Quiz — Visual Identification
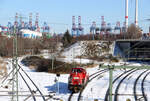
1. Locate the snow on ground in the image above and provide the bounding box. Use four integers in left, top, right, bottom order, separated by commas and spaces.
82, 69, 123, 101
0, 58, 149, 101
0, 41, 150, 101
1, 59, 149, 101
58, 41, 92, 64
62, 42, 83, 58
144, 74, 150, 99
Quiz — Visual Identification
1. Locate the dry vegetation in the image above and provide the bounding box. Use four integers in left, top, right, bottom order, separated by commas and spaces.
22, 56, 74, 74
0, 58, 7, 77
0, 35, 61, 57
21, 56, 99, 74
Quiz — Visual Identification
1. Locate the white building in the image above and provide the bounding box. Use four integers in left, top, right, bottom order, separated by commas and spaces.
20, 29, 42, 38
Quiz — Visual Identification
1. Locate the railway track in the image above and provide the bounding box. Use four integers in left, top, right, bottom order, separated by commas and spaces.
141, 71, 150, 101
104, 68, 150, 101
18, 70, 36, 101
105, 69, 150, 101
18, 64, 46, 101
133, 70, 149, 101
68, 69, 108, 101
104, 68, 136, 101
114, 69, 138, 101
0, 59, 47, 101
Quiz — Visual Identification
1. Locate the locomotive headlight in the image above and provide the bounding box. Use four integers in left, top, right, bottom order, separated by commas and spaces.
74, 77, 79, 79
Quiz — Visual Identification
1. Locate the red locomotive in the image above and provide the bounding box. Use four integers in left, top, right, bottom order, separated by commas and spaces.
68, 67, 89, 92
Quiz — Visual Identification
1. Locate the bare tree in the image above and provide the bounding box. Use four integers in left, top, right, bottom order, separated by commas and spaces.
126, 24, 142, 39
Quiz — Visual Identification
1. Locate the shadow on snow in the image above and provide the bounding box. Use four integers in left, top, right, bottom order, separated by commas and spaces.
45, 82, 71, 94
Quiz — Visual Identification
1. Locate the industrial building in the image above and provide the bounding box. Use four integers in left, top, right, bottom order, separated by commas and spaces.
0, 13, 50, 38
20, 29, 42, 38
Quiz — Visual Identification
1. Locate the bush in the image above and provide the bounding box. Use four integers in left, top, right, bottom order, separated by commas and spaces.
22, 56, 74, 73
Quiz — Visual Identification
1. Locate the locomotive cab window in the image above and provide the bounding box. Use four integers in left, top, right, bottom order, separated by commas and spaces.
71, 68, 82, 73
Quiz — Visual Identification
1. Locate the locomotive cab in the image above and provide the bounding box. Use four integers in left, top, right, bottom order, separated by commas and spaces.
68, 67, 89, 92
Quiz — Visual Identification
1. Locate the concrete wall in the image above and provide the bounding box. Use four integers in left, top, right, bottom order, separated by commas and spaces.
113, 41, 130, 58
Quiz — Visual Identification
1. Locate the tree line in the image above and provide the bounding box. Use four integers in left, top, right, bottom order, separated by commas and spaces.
0, 23, 142, 57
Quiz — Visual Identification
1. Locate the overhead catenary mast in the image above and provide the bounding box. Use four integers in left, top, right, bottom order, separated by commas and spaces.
12, 12, 19, 101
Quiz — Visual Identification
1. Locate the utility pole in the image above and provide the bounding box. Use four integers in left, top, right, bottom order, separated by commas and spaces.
52, 53, 54, 70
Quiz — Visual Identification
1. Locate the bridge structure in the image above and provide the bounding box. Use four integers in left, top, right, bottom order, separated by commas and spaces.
114, 39, 150, 61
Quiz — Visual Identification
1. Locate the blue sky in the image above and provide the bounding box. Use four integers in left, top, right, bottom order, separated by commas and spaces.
0, 0, 150, 33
